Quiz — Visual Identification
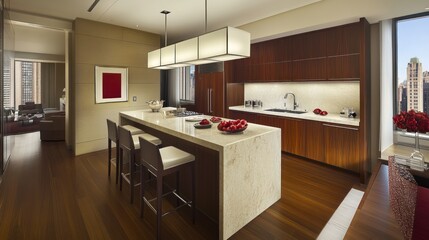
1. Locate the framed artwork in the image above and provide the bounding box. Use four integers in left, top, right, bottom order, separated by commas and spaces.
95, 66, 128, 103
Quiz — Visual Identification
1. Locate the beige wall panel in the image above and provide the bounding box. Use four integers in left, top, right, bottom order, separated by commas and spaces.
75, 63, 94, 84
128, 67, 159, 84
75, 18, 122, 40
75, 139, 106, 156
75, 35, 155, 67
74, 19, 160, 155
128, 83, 161, 106
123, 28, 159, 45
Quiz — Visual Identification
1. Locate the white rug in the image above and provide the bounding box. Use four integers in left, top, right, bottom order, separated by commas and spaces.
317, 188, 364, 240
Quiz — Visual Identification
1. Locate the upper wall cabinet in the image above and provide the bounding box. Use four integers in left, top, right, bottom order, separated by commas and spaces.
326, 22, 361, 56
292, 30, 326, 60
228, 19, 365, 83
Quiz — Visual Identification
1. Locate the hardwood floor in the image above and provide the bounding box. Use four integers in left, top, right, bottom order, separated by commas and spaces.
0, 132, 361, 239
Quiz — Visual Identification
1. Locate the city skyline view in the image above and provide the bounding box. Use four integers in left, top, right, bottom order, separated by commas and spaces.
397, 15, 429, 83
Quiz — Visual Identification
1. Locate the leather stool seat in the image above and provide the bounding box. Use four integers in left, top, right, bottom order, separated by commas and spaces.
122, 125, 145, 135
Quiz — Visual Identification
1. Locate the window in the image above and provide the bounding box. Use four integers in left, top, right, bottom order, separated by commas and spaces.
14, 61, 42, 106
394, 12, 429, 147
178, 65, 195, 104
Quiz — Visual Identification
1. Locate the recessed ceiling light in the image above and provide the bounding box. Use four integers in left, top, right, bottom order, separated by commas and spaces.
426, 7, 429, 10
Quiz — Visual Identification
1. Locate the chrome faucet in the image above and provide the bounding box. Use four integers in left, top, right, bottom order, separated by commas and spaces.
284, 93, 298, 110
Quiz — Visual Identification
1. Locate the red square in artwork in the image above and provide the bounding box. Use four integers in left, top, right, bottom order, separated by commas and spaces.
102, 73, 122, 99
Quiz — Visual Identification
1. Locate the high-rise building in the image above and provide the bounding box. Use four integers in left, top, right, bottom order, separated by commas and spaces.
398, 81, 407, 113
406, 57, 423, 111
424, 71, 429, 83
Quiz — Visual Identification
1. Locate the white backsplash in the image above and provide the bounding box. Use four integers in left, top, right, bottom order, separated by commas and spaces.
244, 82, 360, 114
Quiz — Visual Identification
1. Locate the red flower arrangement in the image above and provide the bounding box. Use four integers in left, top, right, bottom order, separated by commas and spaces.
393, 109, 429, 133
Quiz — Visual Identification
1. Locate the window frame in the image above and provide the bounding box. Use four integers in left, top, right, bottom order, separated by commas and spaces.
393, 12, 429, 149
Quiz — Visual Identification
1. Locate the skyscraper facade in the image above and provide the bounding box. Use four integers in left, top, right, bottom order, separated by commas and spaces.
406, 57, 423, 111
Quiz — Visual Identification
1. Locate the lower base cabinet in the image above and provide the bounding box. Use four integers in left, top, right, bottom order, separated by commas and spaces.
323, 123, 360, 173
304, 120, 324, 162
229, 110, 360, 173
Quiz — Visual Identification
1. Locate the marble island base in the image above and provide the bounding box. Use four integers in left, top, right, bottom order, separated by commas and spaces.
120, 110, 281, 239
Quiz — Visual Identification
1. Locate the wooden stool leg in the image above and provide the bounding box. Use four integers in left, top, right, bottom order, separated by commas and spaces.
108, 140, 111, 177
119, 148, 123, 191
115, 140, 120, 184
130, 153, 134, 204
157, 175, 163, 240
192, 163, 196, 224
176, 171, 180, 207
140, 166, 146, 218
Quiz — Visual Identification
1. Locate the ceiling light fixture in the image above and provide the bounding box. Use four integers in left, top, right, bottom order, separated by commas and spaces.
147, 0, 250, 69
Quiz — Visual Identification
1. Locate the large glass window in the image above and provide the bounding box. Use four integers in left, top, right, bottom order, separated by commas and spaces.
178, 65, 195, 104
394, 13, 429, 146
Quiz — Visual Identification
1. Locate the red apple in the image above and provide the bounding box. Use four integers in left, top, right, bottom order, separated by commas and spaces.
313, 108, 321, 114
320, 111, 328, 116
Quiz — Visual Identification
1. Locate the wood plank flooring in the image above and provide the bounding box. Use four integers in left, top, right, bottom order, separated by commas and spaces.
0, 132, 361, 239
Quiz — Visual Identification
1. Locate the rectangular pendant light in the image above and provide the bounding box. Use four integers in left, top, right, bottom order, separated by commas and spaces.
198, 26, 250, 61
147, 49, 161, 68
160, 45, 176, 66
176, 37, 216, 65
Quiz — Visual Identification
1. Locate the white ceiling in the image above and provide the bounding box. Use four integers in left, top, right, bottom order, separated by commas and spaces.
8, 0, 321, 43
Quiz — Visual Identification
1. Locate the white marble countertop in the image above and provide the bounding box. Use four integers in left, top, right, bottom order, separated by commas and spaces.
229, 105, 360, 127
120, 109, 280, 152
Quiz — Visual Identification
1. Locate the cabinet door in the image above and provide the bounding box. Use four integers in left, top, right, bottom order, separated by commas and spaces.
292, 58, 327, 81
326, 22, 360, 56
303, 120, 324, 162
292, 30, 326, 60
210, 72, 225, 117
323, 124, 359, 173
327, 54, 360, 80
195, 72, 210, 114
283, 118, 305, 155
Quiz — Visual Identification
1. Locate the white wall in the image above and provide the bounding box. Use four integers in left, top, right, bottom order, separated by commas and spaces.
13, 24, 65, 56
379, 20, 394, 152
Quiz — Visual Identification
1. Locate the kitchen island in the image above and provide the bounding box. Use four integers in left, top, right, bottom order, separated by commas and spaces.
120, 110, 281, 239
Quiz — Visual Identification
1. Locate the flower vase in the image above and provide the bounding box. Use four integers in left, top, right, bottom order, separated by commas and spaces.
410, 132, 425, 171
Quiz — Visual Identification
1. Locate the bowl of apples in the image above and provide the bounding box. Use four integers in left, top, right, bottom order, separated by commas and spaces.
217, 119, 248, 134
194, 119, 212, 129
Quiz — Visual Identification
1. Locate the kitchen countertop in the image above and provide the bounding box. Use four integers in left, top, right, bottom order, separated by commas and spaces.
120, 109, 280, 152
229, 105, 360, 127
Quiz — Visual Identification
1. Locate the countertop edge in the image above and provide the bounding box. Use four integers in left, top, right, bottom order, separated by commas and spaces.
229, 105, 360, 127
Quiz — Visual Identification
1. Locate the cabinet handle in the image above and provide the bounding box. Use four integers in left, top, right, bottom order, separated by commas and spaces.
209, 88, 213, 113
207, 89, 210, 113
323, 123, 358, 131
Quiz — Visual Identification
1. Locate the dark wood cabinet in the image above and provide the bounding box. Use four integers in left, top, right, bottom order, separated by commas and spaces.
303, 120, 324, 162
323, 123, 359, 173
292, 58, 327, 81
327, 54, 360, 80
326, 22, 361, 56
282, 118, 305, 156
292, 30, 326, 60
195, 71, 225, 117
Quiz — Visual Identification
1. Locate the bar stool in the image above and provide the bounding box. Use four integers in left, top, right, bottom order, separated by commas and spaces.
139, 136, 196, 239
106, 119, 145, 184
118, 125, 162, 204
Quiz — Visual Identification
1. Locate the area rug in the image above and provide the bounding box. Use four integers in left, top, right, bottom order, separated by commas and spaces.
4, 119, 41, 135
317, 188, 364, 240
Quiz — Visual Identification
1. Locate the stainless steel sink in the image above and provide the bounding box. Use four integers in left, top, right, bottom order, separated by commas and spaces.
265, 108, 307, 114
